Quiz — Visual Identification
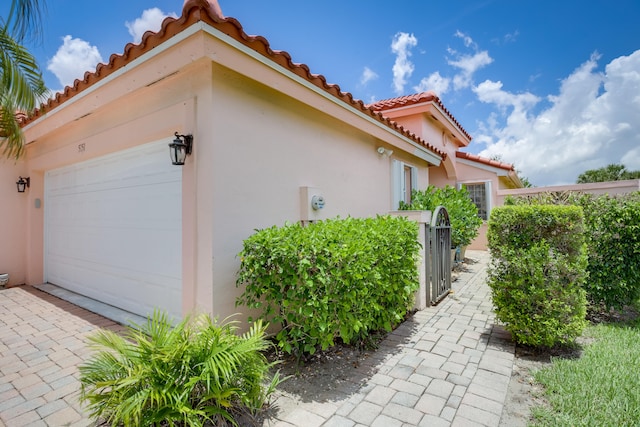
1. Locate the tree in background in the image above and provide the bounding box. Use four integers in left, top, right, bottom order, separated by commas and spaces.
0, 0, 48, 159
489, 154, 533, 187
518, 173, 533, 188
577, 163, 640, 183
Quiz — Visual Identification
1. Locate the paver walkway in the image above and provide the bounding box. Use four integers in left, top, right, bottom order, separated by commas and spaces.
0, 287, 126, 427
0, 250, 515, 426
266, 250, 515, 427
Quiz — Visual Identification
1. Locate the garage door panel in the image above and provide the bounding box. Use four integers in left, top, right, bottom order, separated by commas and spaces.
47, 255, 181, 316
45, 141, 182, 318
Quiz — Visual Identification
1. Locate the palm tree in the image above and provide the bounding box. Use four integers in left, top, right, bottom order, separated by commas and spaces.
0, 0, 48, 159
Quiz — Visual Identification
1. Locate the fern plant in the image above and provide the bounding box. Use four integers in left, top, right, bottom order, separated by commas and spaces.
79, 311, 282, 426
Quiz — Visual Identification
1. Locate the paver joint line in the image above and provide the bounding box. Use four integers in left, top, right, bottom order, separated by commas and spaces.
0, 250, 514, 426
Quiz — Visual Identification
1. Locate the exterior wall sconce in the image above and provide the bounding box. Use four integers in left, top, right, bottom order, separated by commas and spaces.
169, 132, 193, 165
16, 176, 30, 193
377, 146, 393, 157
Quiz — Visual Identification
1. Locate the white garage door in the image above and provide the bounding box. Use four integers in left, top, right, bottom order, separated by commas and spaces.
45, 140, 182, 318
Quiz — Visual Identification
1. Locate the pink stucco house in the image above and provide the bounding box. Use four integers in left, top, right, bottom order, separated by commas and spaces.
368, 93, 523, 249
0, 0, 519, 320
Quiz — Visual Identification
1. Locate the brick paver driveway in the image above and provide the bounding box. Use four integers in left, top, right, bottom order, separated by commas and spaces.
0, 287, 125, 427
0, 251, 515, 426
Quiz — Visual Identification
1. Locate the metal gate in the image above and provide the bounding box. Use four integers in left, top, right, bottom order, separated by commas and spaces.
429, 205, 451, 304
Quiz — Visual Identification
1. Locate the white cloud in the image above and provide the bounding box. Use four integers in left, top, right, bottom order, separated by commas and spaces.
476, 50, 640, 186
622, 147, 640, 170
47, 35, 104, 89
454, 30, 475, 48
448, 50, 493, 90
391, 32, 417, 94
445, 32, 493, 91
414, 71, 451, 95
45, 8, 177, 91
360, 66, 379, 86
126, 8, 177, 44
474, 80, 540, 111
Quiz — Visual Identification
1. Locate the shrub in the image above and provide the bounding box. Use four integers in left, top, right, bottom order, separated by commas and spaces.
236, 216, 421, 358
574, 193, 640, 309
487, 205, 588, 347
505, 191, 640, 309
400, 185, 483, 248
79, 311, 281, 427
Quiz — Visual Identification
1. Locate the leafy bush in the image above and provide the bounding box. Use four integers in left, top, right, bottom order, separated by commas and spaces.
488, 205, 588, 347
400, 185, 483, 248
576, 193, 640, 309
505, 191, 640, 309
236, 216, 420, 358
79, 311, 281, 427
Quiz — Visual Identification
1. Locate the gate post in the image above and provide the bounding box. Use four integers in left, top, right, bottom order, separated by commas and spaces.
389, 210, 432, 310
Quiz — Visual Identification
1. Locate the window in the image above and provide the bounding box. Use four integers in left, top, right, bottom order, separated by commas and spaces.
392, 160, 418, 208
465, 182, 491, 220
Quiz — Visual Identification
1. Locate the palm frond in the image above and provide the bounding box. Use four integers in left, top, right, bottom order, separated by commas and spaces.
0, 102, 24, 159
0, 26, 47, 159
79, 310, 282, 426
0, 30, 47, 110
3, 0, 46, 43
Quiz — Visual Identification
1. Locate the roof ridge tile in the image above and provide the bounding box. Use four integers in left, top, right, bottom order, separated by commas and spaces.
367, 92, 471, 141
19, 1, 446, 159
456, 151, 514, 171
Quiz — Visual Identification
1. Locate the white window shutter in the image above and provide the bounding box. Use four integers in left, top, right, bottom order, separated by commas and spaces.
411, 167, 418, 192
485, 181, 492, 218
392, 159, 402, 209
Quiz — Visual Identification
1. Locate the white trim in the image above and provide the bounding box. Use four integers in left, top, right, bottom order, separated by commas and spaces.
460, 180, 492, 220
456, 157, 510, 176
485, 180, 492, 218
392, 159, 402, 209
201, 25, 442, 166
392, 159, 418, 209
377, 101, 471, 145
26, 21, 442, 166
25, 24, 203, 132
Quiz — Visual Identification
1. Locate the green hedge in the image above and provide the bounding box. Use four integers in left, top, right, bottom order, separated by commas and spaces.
488, 205, 588, 347
236, 216, 421, 357
400, 185, 483, 248
505, 192, 640, 309
575, 193, 640, 308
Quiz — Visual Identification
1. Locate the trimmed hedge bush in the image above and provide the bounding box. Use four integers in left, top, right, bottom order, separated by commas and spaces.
400, 185, 483, 248
236, 216, 421, 358
574, 194, 640, 309
488, 205, 588, 347
505, 192, 640, 309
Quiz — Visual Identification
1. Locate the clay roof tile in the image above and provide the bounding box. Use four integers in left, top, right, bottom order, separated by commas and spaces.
19, 0, 445, 160
456, 151, 515, 171
367, 92, 472, 142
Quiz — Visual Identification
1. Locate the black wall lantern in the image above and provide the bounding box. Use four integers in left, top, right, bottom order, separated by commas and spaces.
169, 132, 193, 166
16, 176, 30, 193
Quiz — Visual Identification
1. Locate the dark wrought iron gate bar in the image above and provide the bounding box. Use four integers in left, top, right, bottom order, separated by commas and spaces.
429, 206, 451, 305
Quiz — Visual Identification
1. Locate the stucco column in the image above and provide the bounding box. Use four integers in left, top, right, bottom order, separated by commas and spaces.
389, 210, 432, 310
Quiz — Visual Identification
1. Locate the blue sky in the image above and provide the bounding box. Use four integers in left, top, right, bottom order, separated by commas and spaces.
13, 0, 640, 186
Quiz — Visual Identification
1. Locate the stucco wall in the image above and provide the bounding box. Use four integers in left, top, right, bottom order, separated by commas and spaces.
206, 64, 431, 321
18, 29, 436, 323
497, 180, 640, 205
22, 38, 210, 312
0, 158, 28, 286
471, 179, 640, 250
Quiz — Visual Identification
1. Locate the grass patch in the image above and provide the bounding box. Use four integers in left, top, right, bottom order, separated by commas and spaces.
531, 318, 640, 426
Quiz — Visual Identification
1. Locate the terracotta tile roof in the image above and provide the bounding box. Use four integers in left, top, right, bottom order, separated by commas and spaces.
367, 92, 472, 142
20, 0, 445, 160
456, 151, 515, 171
